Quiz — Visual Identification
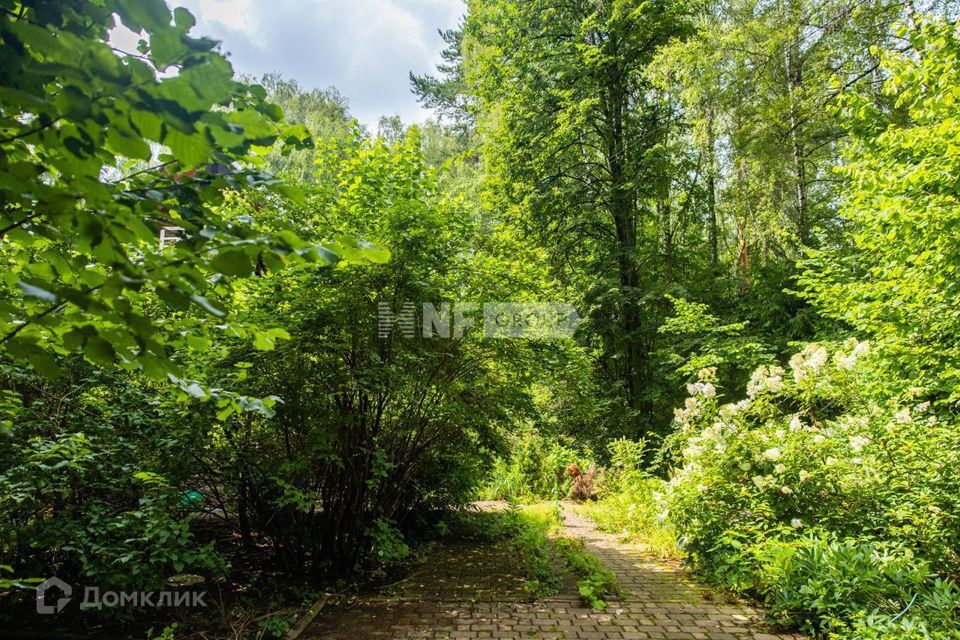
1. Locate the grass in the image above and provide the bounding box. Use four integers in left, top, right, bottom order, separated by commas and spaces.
504, 502, 565, 599
514, 502, 620, 610
440, 502, 621, 609
553, 536, 620, 609
438, 503, 562, 599
578, 479, 680, 561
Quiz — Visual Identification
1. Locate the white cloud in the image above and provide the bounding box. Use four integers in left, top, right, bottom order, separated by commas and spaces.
189, 0, 256, 38
171, 0, 465, 127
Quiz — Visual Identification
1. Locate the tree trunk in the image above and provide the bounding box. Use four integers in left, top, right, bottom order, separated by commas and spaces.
706, 110, 718, 269
603, 33, 648, 435
785, 7, 809, 244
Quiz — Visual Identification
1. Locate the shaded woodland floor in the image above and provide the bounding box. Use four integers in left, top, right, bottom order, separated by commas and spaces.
308, 504, 804, 640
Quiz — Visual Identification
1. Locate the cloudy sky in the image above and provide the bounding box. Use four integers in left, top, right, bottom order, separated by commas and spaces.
168, 0, 465, 128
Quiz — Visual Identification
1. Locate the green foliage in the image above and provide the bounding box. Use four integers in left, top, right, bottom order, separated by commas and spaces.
147, 624, 178, 640
410, 25, 475, 137
800, 18, 960, 400
581, 440, 678, 559
466, 0, 694, 438
178, 125, 557, 578
255, 613, 296, 639
760, 536, 960, 637
366, 519, 411, 567
0, 363, 221, 594
663, 340, 960, 633
481, 428, 591, 501
0, 0, 345, 392
508, 504, 565, 599
257, 74, 356, 184
554, 536, 620, 610
3, 1, 960, 638
657, 295, 772, 396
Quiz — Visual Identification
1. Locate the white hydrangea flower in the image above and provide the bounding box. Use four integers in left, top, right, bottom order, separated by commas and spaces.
791, 518, 803, 529
836, 353, 856, 371
684, 445, 705, 459
895, 408, 913, 424
762, 447, 782, 461
789, 414, 803, 431
849, 435, 870, 452
798, 470, 811, 482
687, 381, 718, 398
835, 339, 868, 371
813, 434, 826, 444
852, 340, 870, 358
791, 345, 828, 382
747, 365, 785, 397
915, 401, 930, 413
812, 347, 828, 368
774, 464, 786, 474
780, 485, 793, 495
719, 403, 739, 421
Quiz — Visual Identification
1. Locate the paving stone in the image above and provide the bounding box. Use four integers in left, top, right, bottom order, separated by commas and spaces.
305, 505, 805, 640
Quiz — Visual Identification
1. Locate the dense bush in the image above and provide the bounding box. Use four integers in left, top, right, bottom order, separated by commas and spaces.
761, 536, 960, 637
176, 129, 550, 577
0, 363, 219, 595
481, 428, 592, 501
663, 342, 960, 636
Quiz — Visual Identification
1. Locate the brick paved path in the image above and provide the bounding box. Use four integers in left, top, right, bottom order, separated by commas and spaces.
306, 504, 803, 640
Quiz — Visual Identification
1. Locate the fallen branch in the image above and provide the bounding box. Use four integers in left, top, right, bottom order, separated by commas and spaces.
282, 593, 329, 640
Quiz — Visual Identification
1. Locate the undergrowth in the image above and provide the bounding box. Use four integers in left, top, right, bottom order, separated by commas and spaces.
438, 503, 562, 599
441, 503, 619, 609
579, 439, 679, 560
553, 537, 620, 610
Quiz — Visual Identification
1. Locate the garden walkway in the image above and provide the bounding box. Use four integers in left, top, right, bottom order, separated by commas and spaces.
306, 504, 803, 640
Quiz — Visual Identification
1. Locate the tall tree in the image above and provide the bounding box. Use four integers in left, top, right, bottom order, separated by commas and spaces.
410, 24, 476, 137
466, 0, 691, 437
800, 17, 960, 399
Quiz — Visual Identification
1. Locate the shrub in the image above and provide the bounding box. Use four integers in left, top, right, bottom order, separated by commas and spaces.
0, 366, 221, 596
760, 536, 960, 637
480, 428, 592, 501
663, 340, 960, 634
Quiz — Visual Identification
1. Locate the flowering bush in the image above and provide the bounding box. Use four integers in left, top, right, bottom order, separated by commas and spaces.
663, 339, 960, 636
